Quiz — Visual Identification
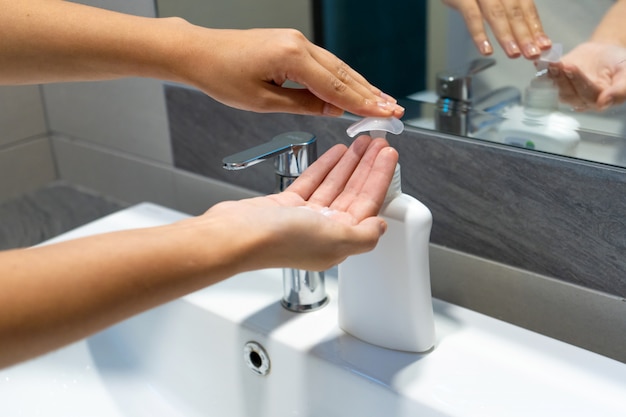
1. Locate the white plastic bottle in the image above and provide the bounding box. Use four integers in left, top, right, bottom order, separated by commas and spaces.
497, 44, 580, 156
338, 162, 435, 352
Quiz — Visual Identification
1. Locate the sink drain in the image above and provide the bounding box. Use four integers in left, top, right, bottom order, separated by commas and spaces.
243, 341, 271, 376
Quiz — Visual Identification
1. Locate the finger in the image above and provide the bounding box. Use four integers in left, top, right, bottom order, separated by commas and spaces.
330, 137, 391, 212
306, 136, 373, 207
311, 44, 385, 99
453, 0, 494, 55
292, 49, 405, 118
549, 63, 587, 109
347, 216, 389, 255
598, 68, 626, 110
561, 64, 603, 110
345, 147, 399, 222
286, 143, 347, 199
488, 0, 540, 59
479, 0, 522, 58
519, 0, 551, 50
256, 83, 346, 116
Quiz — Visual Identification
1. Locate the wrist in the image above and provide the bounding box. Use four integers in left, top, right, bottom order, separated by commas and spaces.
164, 213, 274, 280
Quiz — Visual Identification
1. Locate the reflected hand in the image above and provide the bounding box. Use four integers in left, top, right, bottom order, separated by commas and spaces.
548, 42, 626, 111
178, 25, 405, 119
203, 136, 399, 272
442, 0, 551, 59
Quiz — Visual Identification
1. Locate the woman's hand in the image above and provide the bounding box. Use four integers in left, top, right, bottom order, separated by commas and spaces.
0, 135, 398, 368
548, 42, 626, 111
173, 26, 405, 118
0, 1, 404, 119
442, 0, 551, 59
201, 135, 399, 272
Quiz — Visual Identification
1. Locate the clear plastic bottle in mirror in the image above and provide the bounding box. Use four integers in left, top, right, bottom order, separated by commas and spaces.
496, 44, 581, 156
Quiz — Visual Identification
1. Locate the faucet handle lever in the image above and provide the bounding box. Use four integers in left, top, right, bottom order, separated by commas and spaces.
465, 57, 496, 77
223, 131, 317, 192
223, 131, 316, 173
436, 57, 496, 102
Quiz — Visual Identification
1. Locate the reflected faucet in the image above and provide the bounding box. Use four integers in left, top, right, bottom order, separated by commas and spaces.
223, 132, 328, 312
436, 57, 521, 136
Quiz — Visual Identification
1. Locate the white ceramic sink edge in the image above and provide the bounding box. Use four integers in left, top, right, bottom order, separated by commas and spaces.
2, 202, 625, 417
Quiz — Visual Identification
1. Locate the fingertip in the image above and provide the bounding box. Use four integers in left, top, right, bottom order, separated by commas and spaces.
383, 146, 399, 162
536, 34, 552, 50
393, 105, 406, 119
503, 40, 522, 58
522, 43, 541, 60
477, 39, 493, 56
379, 219, 388, 235
597, 93, 615, 111
356, 217, 388, 251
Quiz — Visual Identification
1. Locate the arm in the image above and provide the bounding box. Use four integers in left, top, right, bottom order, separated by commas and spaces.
548, 0, 626, 111
0, 136, 398, 369
0, 0, 403, 118
591, 0, 626, 47
442, 0, 551, 59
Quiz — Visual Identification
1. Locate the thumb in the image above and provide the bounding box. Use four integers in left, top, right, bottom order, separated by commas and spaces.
348, 217, 388, 255
598, 68, 626, 109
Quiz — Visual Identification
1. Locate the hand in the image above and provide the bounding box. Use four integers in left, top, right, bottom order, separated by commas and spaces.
0, 2, 404, 119
174, 24, 405, 119
202, 135, 399, 272
548, 42, 626, 111
442, 0, 551, 59
0, 135, 398, 367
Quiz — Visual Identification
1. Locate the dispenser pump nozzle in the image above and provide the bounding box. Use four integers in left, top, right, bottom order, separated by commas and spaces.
346, 117, 404, 139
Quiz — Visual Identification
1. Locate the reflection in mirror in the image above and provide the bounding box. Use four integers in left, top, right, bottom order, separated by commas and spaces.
407, 0, 626, 168
156, 0, 626, 168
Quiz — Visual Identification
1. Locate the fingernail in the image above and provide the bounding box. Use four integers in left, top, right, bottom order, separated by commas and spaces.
323, 102, 344, 117
536, 35, 552, 48
564, 70, 574, 80
379, 220, 388, 235
523, 43, 541, 58
505, 40, 521, 57
549, 67, 559, 76
377, 100, 394, 110
479, 40, 493, 55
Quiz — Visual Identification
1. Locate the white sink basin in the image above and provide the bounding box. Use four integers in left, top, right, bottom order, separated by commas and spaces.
2, 202, 625, 416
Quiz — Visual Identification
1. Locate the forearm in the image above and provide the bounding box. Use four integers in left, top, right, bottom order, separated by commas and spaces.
0, 219, 257, 368
591, 0, 626, 46
0, 0, 190, 84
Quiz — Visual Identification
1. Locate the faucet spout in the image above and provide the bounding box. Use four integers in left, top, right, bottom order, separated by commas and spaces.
222, 132, 328, 312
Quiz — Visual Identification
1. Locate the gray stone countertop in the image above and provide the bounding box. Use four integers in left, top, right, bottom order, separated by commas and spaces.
0, 181, 127, 250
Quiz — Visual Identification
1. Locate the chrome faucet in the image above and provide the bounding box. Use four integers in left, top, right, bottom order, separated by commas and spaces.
223, 132, 329, 312
436, 57, 521, 136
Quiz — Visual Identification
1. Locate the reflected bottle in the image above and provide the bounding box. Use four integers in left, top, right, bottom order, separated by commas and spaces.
496, 44, 580, 156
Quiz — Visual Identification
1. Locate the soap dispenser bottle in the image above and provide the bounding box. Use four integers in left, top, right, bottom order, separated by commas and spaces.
496, 44, 580, 155
338, 118, 435, 353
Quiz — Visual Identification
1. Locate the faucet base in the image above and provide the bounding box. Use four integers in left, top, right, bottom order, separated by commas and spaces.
281, 296, 329, 313
281, 268, 328, 313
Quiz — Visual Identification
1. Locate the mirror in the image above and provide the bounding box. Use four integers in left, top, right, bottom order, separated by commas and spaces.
156, 0, 626, 168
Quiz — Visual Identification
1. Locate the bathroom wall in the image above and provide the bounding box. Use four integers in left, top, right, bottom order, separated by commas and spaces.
0, 86, 55, 203
40, 0, 229, 214
156, 0, 313, 38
